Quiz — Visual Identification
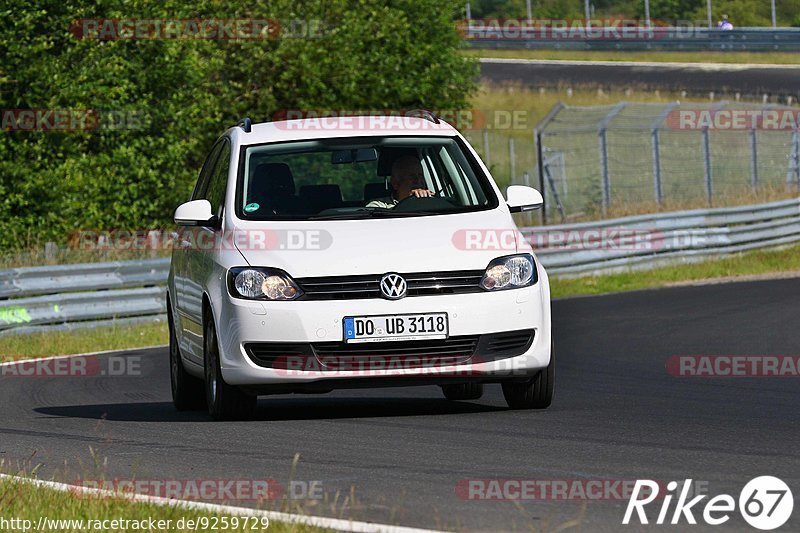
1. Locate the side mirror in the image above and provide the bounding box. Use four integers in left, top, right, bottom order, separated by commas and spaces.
174, 199, 217, 226
506, 185, 543, 213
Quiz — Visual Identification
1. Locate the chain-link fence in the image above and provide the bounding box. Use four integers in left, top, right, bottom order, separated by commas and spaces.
534, 101, 800, 223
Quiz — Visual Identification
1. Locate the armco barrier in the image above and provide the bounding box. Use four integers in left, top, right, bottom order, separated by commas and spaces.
0, 198, 798, 334
0, 259, 169, 337
526, 198, 800, 275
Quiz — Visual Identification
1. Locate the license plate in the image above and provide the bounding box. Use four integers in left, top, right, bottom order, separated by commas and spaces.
343, 313, 448, 343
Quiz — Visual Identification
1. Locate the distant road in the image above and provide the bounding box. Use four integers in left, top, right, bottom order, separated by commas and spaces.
479, 57, 800, 98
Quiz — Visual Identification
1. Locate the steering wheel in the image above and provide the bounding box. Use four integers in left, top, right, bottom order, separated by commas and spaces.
392, 194, 455, 213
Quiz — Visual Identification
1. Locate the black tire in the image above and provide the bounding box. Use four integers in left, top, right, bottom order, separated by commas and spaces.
441, 382, 484, 401
502, 340, 555, 409
204, 316, 256, 421
169, 306, 206, 411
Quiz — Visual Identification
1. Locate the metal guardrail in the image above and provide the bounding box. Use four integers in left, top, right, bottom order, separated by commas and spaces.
1, 198, 798, 334
527, 198, 800, 275
0, 258, 169, 299
465, 27, 800, 51
0, 260, 169, 337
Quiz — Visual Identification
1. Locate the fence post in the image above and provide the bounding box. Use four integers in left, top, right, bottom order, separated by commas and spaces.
509, 137, 516, 184
599, 128, 610, 213
749, 128, 758, 191
535, 128, 547, 225
649, 102, 678, 208
651, 128, 662, 205
702, 127, 713, 206
44, 242, 59, 263
482, 128, 490, 167
596, 102, 626, 215
787, 130, 800, 192
534, 102, 566, 225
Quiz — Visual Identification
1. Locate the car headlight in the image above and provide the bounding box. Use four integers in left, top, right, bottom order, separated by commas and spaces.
228, 267, 302, 301
480, 254, 537, 291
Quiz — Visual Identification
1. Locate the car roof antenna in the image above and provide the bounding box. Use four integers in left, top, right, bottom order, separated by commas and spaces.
237, 117, 252, 133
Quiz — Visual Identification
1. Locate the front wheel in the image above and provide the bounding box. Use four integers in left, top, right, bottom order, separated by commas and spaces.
502, 340, 555, 409
204, 317, 256, 420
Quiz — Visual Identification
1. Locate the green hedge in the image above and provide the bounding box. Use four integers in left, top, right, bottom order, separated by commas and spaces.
0, 0, 477, 249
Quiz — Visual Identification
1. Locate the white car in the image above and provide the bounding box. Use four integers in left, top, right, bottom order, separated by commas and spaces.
168, 114, 553, 420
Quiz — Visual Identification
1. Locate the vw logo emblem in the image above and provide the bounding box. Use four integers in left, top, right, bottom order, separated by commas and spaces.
380, 273, 407, 300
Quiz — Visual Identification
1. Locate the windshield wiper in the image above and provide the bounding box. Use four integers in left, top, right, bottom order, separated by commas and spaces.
307, 210, 375, 220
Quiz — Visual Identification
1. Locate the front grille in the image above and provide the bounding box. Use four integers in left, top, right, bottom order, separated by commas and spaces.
295, 270, 485, 300
243, 329, 534, 370
314, 336, 478, 368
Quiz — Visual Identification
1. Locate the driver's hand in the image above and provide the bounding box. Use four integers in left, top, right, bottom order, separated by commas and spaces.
409, 188, 434, 198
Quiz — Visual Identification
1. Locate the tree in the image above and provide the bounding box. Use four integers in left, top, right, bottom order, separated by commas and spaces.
0, 0, 477, 248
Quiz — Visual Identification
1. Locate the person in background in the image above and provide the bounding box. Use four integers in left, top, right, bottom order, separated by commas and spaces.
717, 15, 733, 30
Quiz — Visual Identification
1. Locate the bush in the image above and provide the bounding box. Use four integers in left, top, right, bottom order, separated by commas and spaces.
0, 0, 477, 249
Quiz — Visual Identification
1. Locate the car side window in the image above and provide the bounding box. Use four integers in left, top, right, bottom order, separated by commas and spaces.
204, 140, 231, 219
191, 140, 224, 201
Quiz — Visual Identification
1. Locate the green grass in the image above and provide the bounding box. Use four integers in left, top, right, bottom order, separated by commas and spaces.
0, 321, 168, 363
550, 242, 800, 298
0, 476, 328, 533
463, 48, 800, 65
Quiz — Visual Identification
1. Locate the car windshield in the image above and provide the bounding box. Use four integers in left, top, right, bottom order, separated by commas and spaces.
237, 136, 497, 220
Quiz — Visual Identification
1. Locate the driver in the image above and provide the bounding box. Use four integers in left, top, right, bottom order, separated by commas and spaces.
366, 155, 433, 208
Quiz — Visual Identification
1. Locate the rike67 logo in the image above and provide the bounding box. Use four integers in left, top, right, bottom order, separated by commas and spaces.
624, 477, 793, 530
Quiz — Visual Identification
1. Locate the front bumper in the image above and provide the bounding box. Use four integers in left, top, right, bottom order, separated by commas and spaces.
215, 283, 551, 387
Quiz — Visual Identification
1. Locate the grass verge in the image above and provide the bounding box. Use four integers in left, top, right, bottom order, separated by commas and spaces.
0, 321, 168, 363
0, 476, 327, 533
549, 243, 800, 298
463, 48, 800, 65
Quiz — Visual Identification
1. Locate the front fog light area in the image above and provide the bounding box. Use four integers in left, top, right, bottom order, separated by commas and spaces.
481, 254, 536, 291
229, 267, 302, 300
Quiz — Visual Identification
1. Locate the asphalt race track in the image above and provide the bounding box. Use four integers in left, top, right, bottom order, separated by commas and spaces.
1, 278, 798, 532
479, 58, 800, 98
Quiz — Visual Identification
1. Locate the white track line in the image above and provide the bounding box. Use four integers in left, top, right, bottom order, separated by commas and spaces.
0, 345, 167, 368
0, 474, 444, 533
479, 56, 800, 71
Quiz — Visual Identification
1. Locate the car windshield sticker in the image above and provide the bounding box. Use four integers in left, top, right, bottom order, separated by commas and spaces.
244, 202, 260, 213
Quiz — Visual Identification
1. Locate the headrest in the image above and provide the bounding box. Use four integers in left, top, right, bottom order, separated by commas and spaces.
376, 147, 418, 176
251, 163, 295, 197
